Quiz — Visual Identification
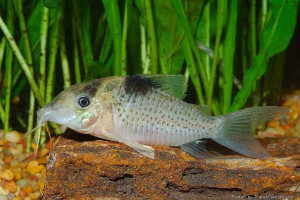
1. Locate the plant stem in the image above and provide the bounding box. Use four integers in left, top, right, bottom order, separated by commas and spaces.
229, 0, 287, 112
207, 0, 225, 114
26, 91, 35, 152
16, 115, 26, 128
171, 0, 208, 95
241, 28, 248, 73
46, 8, 62, 103
71, 17, 81, 84
93, 14, 107, 54
72, 0, 89, 78
99, 26, 112, 64
37, 6, 51, 144
60, 23, 71, 88
203, 2, 211, 79
4, 0, 14, 133
222, 0, 238, 113
15, 0, 36, 149
259, 0, 267, 35
143, 0, 158, 74
121, 0, 132, 76
182, 37, 204, 105
39, 7, 49, 96
140, 22, 148, 74
102, 0, 123, 76
249, 0, 257, 64
0, 104, 5, 125
0, 16, 45, 106
15, 0, 34, 68
0, 37, 5, 74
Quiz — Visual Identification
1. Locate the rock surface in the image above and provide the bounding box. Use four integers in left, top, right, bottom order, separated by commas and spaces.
42, 130, 300, 200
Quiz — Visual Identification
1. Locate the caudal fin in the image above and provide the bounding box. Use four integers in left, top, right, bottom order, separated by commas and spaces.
213, 106, 288, 158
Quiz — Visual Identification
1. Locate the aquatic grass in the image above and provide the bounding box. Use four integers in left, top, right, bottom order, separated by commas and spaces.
0, 17, 44, 106
4, 5, 14, 133
0, 0, 298, 150
71, 18, 81, 84
222, 0, 238, 113
98, 26, 112, 65
143, 0, 158, 74
196, 2, 211, 79
140, 22, 149, 74
102, 0, 123, 76
3, 0, 14, 134
45, 5, 62, 103
60, 22, 71, 88
39, 7, 49, 96
172, 0, 208, 92
14, 0, 36, 149
72, 0, 89, 77
121, 0, 132, 76
229, 0, 297, 112
207, 0, 225, 114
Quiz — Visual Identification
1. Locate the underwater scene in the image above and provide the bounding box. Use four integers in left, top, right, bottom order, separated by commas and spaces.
0, 0, 299, 199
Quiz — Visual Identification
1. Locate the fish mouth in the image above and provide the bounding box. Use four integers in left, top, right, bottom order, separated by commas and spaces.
23, 107, 77, 139
37, 107, 77, 128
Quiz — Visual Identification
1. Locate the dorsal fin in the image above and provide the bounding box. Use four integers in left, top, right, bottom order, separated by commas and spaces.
124, 74, 187, 99
197, 105, 208, 113
190, 104, 208, 114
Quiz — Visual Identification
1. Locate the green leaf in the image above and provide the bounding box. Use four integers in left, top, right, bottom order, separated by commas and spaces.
171, 0, 209, 92
230, 0, 298, 112
257, 0, 297, 77
12, 1, 44, 90
102, 0, 122, 75
152, 0, 184, 74
44, 0, 62, 8
222, 0, 238, 113
127, 4, 142, 74
261, 0, 297, 58
86, 61, 109, 80
78, 1, 93, 63
133, 0, 145, 26
0, 1, 7, 16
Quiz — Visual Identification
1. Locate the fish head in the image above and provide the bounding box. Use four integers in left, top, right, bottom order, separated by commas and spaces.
37, 79, 106, 133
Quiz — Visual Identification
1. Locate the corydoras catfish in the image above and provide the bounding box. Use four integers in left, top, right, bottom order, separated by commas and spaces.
26, 75, 288, 159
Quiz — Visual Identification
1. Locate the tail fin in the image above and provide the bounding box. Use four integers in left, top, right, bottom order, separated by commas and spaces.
213, 106, 288, 158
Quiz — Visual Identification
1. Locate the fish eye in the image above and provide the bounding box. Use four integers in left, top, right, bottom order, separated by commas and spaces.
77, 95, 91, 108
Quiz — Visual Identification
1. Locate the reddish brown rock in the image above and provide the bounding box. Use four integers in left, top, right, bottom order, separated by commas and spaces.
42, 130, 300, 200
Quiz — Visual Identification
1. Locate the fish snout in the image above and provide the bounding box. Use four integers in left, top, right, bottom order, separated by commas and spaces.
37, 106, 77, 128
36, 107, 49, 126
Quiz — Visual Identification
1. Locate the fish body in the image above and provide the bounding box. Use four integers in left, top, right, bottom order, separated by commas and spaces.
29, 75, 288, 159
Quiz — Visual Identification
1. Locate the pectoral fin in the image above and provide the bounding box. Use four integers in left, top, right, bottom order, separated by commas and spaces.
101, 129, 155, 159
123, 141, 155, 159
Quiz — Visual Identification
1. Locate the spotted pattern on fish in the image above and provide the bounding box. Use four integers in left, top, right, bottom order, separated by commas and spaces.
29, 75, 288, 159
112, 86, 216, 146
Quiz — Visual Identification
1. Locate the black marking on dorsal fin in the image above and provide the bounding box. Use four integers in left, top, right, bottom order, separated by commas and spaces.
79, 79, 101, 97
124, 74, 187, 99
124, 75, 160, 95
